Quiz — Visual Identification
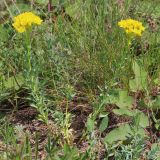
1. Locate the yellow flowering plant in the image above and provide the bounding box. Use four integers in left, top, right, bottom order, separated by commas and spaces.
12, 12, 42, 33
118, 19, 145, 45
12, 12, 49, 125
12, 12, 42, 74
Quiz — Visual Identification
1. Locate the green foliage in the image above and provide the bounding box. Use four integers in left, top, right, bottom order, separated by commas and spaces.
0, 0, 160, 159
104, 110, 149, 145
99, 114, 109, 133
135, 111, 149, 128
114, 135, 146, 160
152, 96, 160, 109
115, 90, 133, 108
86, 115, 95, 133
104, 124, 132, 144
147, 142, 160, 160
113, 108, 134, 117
2, 73, 24, 90
129, 60, 148, 92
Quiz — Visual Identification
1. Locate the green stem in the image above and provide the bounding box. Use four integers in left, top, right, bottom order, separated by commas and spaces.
65, 98, 70, 144
25, 29, 32, 74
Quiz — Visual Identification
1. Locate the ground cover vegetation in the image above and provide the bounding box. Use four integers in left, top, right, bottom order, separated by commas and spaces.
0, 0, 160, 159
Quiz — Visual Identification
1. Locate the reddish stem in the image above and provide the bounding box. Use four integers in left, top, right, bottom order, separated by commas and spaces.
48, 0, 52, 12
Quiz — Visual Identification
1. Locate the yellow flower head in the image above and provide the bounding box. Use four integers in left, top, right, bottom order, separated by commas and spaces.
118, 19, 145, 36
12, 12, 42, 33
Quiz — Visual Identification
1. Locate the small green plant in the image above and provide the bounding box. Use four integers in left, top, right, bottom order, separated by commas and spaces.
146, 142, 160, 160
114, 135, 146, 160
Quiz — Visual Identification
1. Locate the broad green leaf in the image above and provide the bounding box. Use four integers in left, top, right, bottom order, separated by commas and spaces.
132, 126, 146, 137
99, 115, 108, 133
129, 79, 137, 92
135, 112, 149, 128
139, 113, 149, 128
113, 108, 134, 117
133, 61, 146, 79
129, 61, 148, 92
4, 73, 24, 90
116, 90, 133, 108
86, 116, 95, 132
104, 124, 132, 144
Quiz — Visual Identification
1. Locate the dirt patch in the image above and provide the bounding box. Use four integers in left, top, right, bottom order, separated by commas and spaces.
5, 106, 48, 159
69, 96, 93, 143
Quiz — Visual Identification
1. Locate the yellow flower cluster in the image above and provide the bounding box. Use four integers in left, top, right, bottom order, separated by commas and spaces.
12, 12, 42, 33
118, 19, 145, 36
